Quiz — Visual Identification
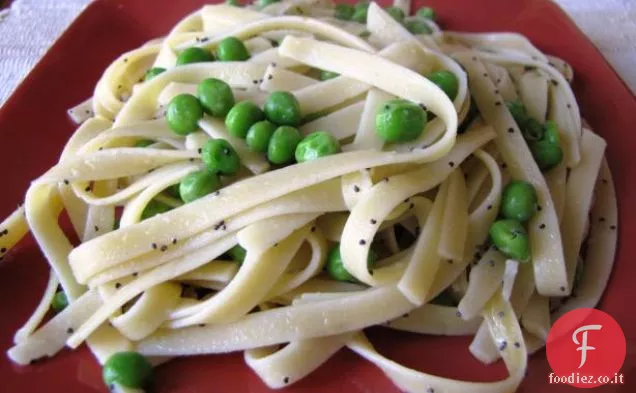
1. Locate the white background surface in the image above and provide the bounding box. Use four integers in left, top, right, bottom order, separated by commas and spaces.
0, 0, 634, 107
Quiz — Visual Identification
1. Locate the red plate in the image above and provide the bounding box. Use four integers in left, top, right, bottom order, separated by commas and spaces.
1, 0, 634, 392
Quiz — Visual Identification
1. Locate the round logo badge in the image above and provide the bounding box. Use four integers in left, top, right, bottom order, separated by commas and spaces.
546, 308, 626, 388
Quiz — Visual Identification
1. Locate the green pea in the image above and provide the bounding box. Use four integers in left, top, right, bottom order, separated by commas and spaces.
197, 78, 235, 117
543, 121, 561, 145
144, 67, 166, 82
134, 139, 154, 148
141, 199, 172, 220
505, 100, 528, 126
225, 101, 265, 138
326, 243, 377, 282
51, 290, 68, 312
228, 245, 246, 263
264, 91, 302, 126
320, 70, 339, 81
257, 0, 279, 8
216, 37, 250, 61
523, 118, 544, 141
354, 1, 369, 12
246, 120, 276, 152
176, 47, 214, 66
352, 7, 368, 24
416, 6, 436, 21
179, 170, 221, 203
166, 94, 204, 135
427, 71, 459, 100
458, 95, 478, 134
375, 99, 427, 143
500, 180, 538, 223
404, 19, 432, 35
166, 184, 181, 199
385, 6, 405, 22
430, 290, 457, 307
201, 139, 241, 175
335, 4, 355, 20
103, 351, 153, 389
529, 139, 563, 172
226, 0, 240, 6
295, 131, 340, 163
267, 126, 301, 164
489, 219, 531, 262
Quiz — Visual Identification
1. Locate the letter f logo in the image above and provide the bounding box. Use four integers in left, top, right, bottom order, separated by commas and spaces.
572, 324, 602, 368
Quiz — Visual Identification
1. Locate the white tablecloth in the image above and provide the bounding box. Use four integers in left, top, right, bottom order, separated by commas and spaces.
0, 0, 635, 106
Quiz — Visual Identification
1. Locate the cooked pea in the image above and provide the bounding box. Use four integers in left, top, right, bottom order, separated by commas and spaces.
295, 131, 340, 163
335, 4, 355, 20
257, 0, 279, 8
176, 47, 214, 66
246, 120, 276, 152
385, 6, 405, 22
267, 126, 301, 164
228, 245, 246, 263
326, 243, 377, 282
225, 101, 265, 138
320, 70, 339, 81
500, 180, 538, 223
103, 351, 153, 389
404, 19, 432, 35
201, 139, 241, 175
197, 78, 235, 117
179, 170, 221, 203
226, 0, 240, 6
264, 91, 302, 126
416, 6, 436, 21
143, 67, 166, 82
543, 120, 561, 145
166, 94, 203, 135
523, 118, 545, 141
141, 200, 172, 220
375, 99, 427, 142
216, 37, 250, 61
134, 139, 154, 148
51, 290, 68, 312
354, 1, 369, 11
489, 219, 531, 262
427, 70, 459, 100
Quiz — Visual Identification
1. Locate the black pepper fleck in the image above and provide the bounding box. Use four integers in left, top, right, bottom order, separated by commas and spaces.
508, 127, 514, 133
560, 286, 566, 292
449, 161, 455, 167
490, 260, 495, 267
353, 185, 360, 192
152, 243, 158, 250
267, 74, 273, 80
311, 226, 316, 232
487, 205, 493, 210
199, 323, 206, 327
383, 177, 389, 182
284, 377, 290, 384
67, 327, 74, 334
495, 101, 502, 106
132, 272, 138, 277
370, 218, 377, 225
359, 239, 366, 245
539, 223, 546, 229
498, 341, 507, 351
610, 225, 616, 230
456, 311, 462, 317
160, 245, 168, 252
94, 226, 99, 232
115, 282, 122, 289
599, 217, 606, 222
198, 148, 202, 154
514, 342, 521, 348
172, 238, 177, 244
498, 311, 505, 318
253, 79, 258, 84
63, 179, 69, 185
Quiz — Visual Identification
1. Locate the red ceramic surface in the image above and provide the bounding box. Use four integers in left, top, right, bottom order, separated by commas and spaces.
0, 1, 634, 392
